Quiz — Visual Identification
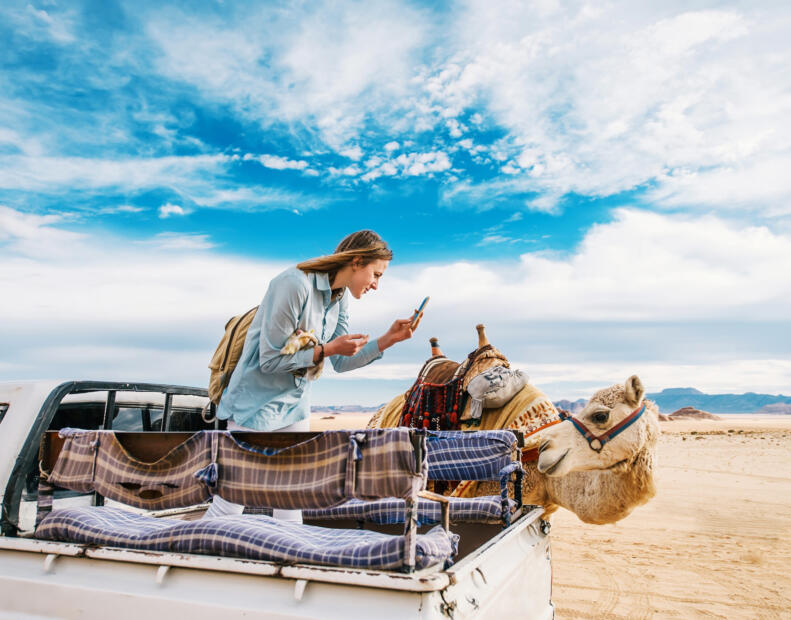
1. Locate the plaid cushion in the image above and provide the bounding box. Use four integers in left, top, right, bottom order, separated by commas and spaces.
213, 432, 353, 509
426, 430, 517, 481
48, 430, 212, 510
45, 429, 426, 511
304, 495, 518, 525
352, 429, 427, 500
35, 507, 456, 571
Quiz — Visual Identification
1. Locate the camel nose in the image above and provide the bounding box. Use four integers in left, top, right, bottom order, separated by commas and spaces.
539, 440, 551, 453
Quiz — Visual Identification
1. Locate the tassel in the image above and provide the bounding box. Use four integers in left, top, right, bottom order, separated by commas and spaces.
194, 462, 218, 489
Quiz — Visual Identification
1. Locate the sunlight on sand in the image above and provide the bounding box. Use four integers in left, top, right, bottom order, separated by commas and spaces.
312, 411, 791, 618
551, 415, 791, 619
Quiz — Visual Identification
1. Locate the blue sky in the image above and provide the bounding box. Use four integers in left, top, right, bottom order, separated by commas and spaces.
2, 0, 790, 404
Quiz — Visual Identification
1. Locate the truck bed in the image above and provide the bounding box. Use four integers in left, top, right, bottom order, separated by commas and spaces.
0, 508, 552, 619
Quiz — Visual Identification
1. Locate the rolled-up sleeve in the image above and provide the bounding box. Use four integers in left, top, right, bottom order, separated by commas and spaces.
328, 299, 384, 373
258, 274, 317, 373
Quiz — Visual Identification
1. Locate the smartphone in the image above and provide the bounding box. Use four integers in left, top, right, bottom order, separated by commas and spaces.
411, 296, 429, 328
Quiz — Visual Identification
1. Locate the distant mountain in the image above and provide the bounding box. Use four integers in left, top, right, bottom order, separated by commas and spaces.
668, 406, 721, 420
316, 388, 791, 416
758, 403, 791, 415
312, 404, 384, 414
553, 398, 586, 414
647, 388, 791, 414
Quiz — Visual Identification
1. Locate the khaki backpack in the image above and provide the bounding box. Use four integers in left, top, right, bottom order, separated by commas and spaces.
208, 306, 258, 405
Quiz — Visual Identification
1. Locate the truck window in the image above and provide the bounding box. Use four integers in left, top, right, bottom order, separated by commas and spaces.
0, 403, 8, 425
27, 401, 208, 498
48, 403, 105, 430
48, 403, 209, 432
113, 406, 163, 431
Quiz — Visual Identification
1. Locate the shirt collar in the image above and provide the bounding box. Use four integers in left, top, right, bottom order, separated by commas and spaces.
313, 271, 331, 292
313, 272, 344, 305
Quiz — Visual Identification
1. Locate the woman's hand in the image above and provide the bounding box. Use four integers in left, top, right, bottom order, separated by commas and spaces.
377, 316, 418, 352
325, 333, 370, 357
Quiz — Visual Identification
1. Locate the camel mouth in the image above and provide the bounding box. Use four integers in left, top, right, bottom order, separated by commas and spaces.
540, 449, 570, 475
606, 457, 629, 471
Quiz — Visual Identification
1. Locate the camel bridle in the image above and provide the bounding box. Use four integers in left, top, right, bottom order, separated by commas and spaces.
558, 402, 647, 453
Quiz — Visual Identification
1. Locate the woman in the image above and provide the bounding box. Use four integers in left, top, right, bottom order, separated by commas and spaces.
208, 230, 418, 520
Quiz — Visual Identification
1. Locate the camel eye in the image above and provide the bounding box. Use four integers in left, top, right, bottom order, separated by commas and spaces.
592, 411, 609, 425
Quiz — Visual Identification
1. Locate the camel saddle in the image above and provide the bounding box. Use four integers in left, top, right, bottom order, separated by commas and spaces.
399, 344, 510, 431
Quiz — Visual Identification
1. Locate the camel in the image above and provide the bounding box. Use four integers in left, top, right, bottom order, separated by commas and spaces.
367, 325, 660, 525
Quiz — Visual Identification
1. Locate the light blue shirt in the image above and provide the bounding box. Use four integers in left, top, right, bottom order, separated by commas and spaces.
216, 267, 383, 430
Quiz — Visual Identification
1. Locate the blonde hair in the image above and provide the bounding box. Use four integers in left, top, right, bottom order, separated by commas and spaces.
297, 230, 393, 277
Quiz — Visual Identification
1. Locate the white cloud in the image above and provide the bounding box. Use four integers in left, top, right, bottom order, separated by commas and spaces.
2, 206, 791, 396
0, 206, 282, 326
340, 146, 363, 161
16, 4, 76, 44
350, 208, 791, 324
431, 3, 791, 214
147, 2, 429, 151
477, 234, 513, 246
647, 156, 791, 211
0, 127, 44, 156
158, 203, 188, 218
396, 151, 452, 176
359, 151, 453, 181
246, 153, 310, 171
446, 119, 464, 138
0, 205, 84, 259
140, 232, 214, 250
0, 153, 230, 192
329, 165, 362, 177
384, 141, 400, 152
98, 205, 146, 215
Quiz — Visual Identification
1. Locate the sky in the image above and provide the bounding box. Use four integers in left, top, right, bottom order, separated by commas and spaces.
1, 0, 790, 405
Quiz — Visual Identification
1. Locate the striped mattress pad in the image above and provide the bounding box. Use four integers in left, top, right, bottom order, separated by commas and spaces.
35, 506, 457, 571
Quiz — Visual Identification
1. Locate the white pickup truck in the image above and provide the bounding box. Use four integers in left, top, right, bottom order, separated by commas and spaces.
0, 380, 554, 620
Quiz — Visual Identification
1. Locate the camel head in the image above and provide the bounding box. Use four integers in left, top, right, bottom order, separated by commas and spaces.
537, 375, 659, 478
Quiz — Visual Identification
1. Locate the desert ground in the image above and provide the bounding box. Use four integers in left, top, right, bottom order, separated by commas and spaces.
311, 412, 791, 619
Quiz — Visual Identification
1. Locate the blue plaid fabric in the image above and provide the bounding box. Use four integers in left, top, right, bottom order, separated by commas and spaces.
306, 431, 523, 527
304, 496, 517, 525
425, 430, 516, 480
35, 507, 457, 571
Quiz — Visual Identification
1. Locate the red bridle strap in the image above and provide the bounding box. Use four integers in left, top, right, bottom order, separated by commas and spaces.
558, 402, 647, 452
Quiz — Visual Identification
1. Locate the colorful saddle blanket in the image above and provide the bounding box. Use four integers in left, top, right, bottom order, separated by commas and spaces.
399, 345, 509, 430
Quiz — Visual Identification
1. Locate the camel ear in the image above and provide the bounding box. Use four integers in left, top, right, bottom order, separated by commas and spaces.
624, 375, 644, 407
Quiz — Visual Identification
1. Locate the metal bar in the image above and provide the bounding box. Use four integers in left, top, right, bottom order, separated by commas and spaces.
161, 393, 173, 431
514, 469, 523, 508
142, 407, 152, 431
410, 429, 423, 474
101, 391, 116, 430
94, 390, 117, 507
418, 490, 450, 532
145, 504, 210, 519
510, 429, 525, 448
